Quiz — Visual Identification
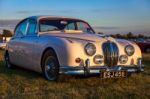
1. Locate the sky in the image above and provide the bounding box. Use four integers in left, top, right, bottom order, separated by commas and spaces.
0, 0, 150, 35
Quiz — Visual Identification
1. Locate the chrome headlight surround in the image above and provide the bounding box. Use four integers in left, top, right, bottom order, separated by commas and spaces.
125, 45, 135, 56
85, 43, 96, 56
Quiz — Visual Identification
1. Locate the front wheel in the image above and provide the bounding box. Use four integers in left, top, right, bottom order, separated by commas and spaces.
41, 50, 59, 81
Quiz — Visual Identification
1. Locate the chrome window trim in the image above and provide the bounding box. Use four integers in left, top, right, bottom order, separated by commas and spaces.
26, 18, 38, 36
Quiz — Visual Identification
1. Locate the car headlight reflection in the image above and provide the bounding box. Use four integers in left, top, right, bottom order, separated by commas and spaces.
125, 45, 135, 56
85, 43, 96, 56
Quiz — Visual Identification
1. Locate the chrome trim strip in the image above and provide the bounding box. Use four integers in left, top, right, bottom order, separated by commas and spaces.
59, 58, 144, 75
59, 65, 144, 75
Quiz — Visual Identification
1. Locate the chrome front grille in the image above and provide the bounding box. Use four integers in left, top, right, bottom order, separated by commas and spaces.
102, 41, 119, 67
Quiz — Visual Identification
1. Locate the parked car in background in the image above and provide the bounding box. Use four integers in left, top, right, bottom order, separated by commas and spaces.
0, 37, 11, 49
135, 40, 150, 53
0, 41, 6, 49
5, 16, 144, 81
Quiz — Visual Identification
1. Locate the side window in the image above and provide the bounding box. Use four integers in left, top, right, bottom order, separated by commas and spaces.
40, 24, 58, 32
77, 22, 94, 33
65, 23, 76, 30
28, 19, 36, 35
15, 20, 28, 37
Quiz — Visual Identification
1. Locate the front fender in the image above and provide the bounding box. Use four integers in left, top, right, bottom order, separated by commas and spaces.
115, 39, 142, 65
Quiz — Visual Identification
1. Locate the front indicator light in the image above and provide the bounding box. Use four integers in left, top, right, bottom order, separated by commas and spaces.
75, 58, 82, 63
125, 45, 135, 56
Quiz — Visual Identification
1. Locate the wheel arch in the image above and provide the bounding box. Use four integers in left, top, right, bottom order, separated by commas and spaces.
40, 47, 60, 67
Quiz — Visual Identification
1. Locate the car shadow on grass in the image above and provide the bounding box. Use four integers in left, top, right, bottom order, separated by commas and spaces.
0, 60, 42, 79
0, 60, 123, 83
0, 60, 85, 82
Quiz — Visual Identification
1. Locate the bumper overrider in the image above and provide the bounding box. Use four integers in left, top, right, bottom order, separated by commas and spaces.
59, 59, 144, 75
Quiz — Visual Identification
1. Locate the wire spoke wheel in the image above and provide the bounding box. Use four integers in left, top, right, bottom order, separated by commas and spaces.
44, 56, 58, 80
4, 53, 12, 68
42, 50, 59, 81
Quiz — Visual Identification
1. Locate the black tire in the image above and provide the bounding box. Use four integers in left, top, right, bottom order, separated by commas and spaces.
41, 50, 59, 81
4, 51, 13, 69
145, 48, 150, 53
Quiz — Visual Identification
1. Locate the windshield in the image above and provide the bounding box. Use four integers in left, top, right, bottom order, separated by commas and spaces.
39, 18, 95, 34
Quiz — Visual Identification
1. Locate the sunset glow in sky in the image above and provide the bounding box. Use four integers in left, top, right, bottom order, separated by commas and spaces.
0, 0, 150, 35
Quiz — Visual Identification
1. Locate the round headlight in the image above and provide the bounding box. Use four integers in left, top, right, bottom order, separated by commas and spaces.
119, 55, 128, 64
125, 45, 135, 56
85, 43, 96, 56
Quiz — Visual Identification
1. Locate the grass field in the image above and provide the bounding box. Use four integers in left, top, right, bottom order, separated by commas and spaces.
0, 50, 149, 99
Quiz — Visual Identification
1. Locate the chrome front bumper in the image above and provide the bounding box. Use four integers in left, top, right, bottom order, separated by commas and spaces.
59, 59, 144, 75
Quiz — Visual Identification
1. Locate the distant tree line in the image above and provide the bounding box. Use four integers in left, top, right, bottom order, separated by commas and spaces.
0, 29, 150, 40
109, 32, 150, 39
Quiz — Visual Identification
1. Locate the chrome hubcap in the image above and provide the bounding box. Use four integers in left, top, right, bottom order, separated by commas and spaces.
44, 57, 56, 80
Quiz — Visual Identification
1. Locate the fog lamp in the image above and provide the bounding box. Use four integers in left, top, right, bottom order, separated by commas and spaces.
119, 55, 128, 64
93, 55, 103, 64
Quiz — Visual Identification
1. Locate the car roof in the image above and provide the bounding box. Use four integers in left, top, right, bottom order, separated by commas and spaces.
14, 15, 90, 33
27, 15, 85, 22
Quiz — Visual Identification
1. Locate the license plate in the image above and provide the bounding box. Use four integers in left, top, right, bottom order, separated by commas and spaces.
101, 71, 127, 78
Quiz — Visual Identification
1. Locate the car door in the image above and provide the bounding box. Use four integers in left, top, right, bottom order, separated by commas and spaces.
16, 18, 40, 71
8, 19, 28, 67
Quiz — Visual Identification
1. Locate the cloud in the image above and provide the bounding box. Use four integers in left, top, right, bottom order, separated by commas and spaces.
93, 26, 120, 30
0, 20, 20, 29
0, 19, 20, 34
16, 9, 79, 15
17, 11, 39, 14
90, 9, 113, 13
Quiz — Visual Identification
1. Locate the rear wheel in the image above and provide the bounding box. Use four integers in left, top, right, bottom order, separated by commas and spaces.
4, 52, 13, 69
41, 50, 59, 81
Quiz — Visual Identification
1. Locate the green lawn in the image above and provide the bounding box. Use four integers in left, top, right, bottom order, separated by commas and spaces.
0, 50, 149, 99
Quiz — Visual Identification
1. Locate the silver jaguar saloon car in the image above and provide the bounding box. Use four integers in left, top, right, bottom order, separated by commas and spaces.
5, 16, 144, 81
